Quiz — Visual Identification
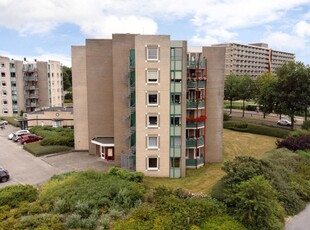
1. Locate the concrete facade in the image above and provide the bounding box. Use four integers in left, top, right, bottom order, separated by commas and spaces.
72, 34, 224, 178
0, 56, 64, 116
211, 42, 295, 78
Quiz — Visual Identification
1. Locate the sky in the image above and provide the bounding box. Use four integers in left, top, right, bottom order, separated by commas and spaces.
1, 0, 310, 67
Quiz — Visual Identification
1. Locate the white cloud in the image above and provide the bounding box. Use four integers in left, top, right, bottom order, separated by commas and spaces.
262, 32, 305, 50
294, 20, 310, 37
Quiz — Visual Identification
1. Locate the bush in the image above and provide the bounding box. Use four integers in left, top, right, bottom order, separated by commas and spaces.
0, 185, 37, 208
19, 214, 63, 230
224, 121, 291, 138
276, 134, 310, 151
226, 176, 284, 230
23, 142, 72, 156
223, 112, 231, 121
202, 215, 246, 230
108, 167, 144, 182
301, 120, 310, 130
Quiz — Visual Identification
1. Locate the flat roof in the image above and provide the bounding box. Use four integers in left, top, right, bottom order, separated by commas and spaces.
91, 137, 114, 147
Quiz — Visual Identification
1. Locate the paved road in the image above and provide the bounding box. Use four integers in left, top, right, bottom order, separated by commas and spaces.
285, 204, 310, 230
0, 125, 113, 188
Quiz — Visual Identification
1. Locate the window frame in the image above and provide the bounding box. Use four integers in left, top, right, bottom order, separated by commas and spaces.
147, 114, 159, 128
147, 92, 159, 106
146, 46, 159, 61
147, 156, 159, 171
146, 69, 159, 84
147, 135, 159, 150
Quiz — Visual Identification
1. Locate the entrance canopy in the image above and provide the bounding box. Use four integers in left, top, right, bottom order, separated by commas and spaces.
91, 137, 114, 147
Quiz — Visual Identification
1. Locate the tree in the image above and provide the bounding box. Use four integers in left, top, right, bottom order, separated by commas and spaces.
226, 176, 284, 230
224, 74, 240, 114
255, 72, 278, 118
238, 75, 254, 117
275, 61, 310, 129
62, 66, 72, 91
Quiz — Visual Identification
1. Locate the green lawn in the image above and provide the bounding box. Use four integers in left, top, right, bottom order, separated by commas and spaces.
23, 142, 72, 156
143, 129, 278, 194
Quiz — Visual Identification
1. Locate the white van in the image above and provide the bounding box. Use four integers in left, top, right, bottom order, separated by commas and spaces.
8, 130, 30, 140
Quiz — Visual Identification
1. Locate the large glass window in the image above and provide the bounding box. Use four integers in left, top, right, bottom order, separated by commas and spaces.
171, 136, 181, 147
171, 94, 181, 104
171, 116, 181, 126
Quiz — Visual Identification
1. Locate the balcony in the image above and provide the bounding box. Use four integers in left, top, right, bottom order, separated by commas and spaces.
187, 59, 206, 69
186, 100, 205, 109
130, 91, 135, 107
130, 132, 136, 147
186, 121, 205, 128
130, 111, 136, 127
26, 102, 37, 107
24, 76, 38, 81
186, 136, 204, 148
25, 94, 39, 99
23, 66, 37, 72
187, 80, 206, 89
130, 70, 135, 87
25, 85, 38, 90
186, 158, 204, 167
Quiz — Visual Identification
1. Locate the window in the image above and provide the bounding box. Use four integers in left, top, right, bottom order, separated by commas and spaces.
147, 156, 159, 170
171, 158, 180, 168
171, 94, 181, 104
2, 100, 7, 105
147, 69, 159, 84
147, 92, 159, 106
171, 116, 181, 126
2, 90, 7, 96
2, 109, 8, 114
147, 135, 159, 149
147, 46, 159, 61
1, 81, 6, 87
1, 72, 5, 77
147, 114, 158, 128
0, 63, 4, 68
171, 136, 181, 147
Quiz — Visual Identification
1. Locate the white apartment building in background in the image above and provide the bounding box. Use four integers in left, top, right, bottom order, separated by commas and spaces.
211, 43, 295, 79
0, 56, 63, 116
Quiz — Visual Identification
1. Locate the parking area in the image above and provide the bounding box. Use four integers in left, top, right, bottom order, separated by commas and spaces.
0, 125, 113, 188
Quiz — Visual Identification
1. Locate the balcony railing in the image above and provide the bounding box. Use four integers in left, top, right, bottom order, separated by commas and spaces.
131, 111, 136, 127
25, 94, 39, 99
187, 80, 206, 88
24, 76, 38, 81
25, 85, 38, 90
186, 158, 204, 167
186, 121, 205, 128
131, 132, 136, 147
186, 136, 204, 147
130, 49, 135, 69
186, 100, 205, 109
187, 60, 206, 69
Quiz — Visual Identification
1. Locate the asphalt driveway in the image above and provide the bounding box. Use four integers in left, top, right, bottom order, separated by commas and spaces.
0, 125, 113, 188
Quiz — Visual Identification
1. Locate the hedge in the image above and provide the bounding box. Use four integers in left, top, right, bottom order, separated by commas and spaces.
224, 121, 291, 138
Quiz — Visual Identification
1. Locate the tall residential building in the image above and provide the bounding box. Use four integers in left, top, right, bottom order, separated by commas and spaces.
72, 34, 224, 178
0, 57, 63, 116
211, 43, 295, 78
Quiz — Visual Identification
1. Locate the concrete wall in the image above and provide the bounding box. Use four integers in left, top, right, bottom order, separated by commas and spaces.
27, 109, 73, 127
15, 61, 25, 114
203, 47, 225, 162
72, 46, 89, 150
135, 35, 171, 177
48, 61, 63, 107
37, 61, 49, 108
0, 57, 12, 116
112, 34, 135, 165
86, 39, 114, 155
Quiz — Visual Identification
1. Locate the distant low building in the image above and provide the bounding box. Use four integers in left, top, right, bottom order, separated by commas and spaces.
24, 107, 73, 128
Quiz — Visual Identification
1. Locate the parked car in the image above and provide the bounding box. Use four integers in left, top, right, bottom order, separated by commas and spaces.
277, 119, 292, 126
20, 134, 43, 144
8, 130, 30, 140
12, 132, 30, 142
0, 119, 8, 125
0, 168, 10, 183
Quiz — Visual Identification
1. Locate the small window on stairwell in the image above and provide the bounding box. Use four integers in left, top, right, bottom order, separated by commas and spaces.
1, 72, 5, 77
1, 81, 6, 87
147, 114, 159, 128
146, 46, 159, 61
146, 69, 159, 84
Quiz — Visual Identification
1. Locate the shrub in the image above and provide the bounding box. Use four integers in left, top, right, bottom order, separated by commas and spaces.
301, 120, 310, 130
18, 214, 63, 230
108, 167, 144, 182
0, 185, 37, 208
223, 112, 231, 121
224, 121, 291, 138
202, 215, 247, 230
226, 176, 284, 230
276, 134, 310, 151
53, 199, 69, 214
23, 142, 72, 156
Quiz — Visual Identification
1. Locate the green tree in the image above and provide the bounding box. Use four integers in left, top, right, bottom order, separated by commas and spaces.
255, 72, 278, 118
226, 176, 284, 230
224, 74, 240, 114
62, 66, 72, 91
275, 61, 310, 129
238, 75, 254, 117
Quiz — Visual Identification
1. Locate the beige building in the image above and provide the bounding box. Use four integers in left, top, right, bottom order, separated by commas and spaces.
0, 57, 63, 116
72, 34, 224, 178
211, 43, 295, 78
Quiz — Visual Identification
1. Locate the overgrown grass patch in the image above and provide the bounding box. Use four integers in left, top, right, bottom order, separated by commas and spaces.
0, 116, 20, 127
224, 120, 291, 138
23, 142, 72, 156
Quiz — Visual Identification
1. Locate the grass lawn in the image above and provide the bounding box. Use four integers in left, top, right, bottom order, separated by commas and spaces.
23, 142, 72, 156
143, 129, 278, 194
